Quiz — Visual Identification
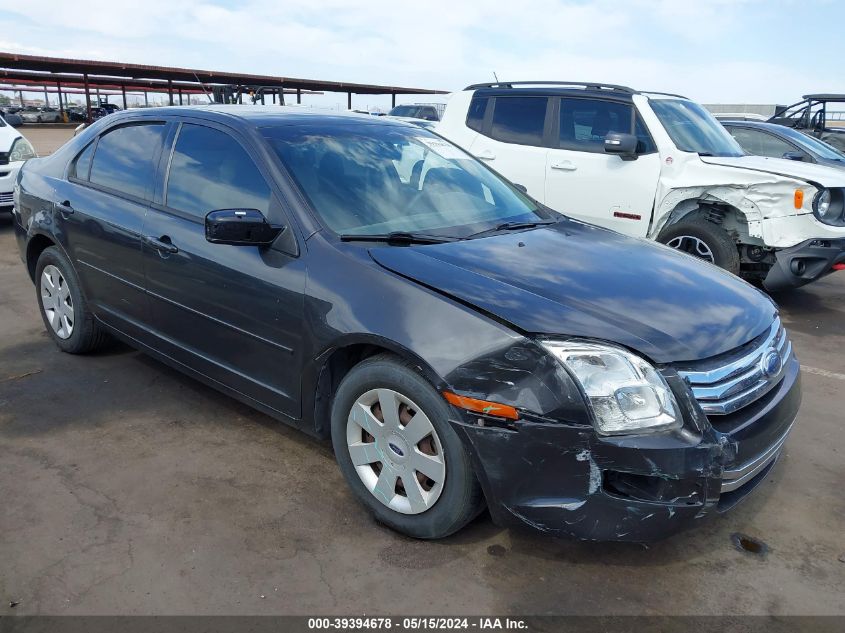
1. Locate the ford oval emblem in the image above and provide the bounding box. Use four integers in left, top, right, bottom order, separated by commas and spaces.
388, 442, 404, 457
761, 349, 782, 377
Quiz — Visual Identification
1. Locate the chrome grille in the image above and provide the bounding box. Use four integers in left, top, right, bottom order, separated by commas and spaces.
0, 191, 13, 205
677, 318, 792, 415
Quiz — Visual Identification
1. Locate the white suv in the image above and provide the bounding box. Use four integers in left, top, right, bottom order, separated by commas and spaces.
437, 81, 845, 291
0, 116, 36, 212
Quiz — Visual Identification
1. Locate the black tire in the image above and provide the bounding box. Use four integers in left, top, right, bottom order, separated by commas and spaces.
330, 354, 484, 539
658, 219, 740, 275
35, 246, 109, 354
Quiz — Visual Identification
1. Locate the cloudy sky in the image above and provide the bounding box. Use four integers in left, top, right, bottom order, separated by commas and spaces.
0, 0, 841, 110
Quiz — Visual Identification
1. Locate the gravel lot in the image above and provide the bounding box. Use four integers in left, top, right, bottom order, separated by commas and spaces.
1, 125, 843, 616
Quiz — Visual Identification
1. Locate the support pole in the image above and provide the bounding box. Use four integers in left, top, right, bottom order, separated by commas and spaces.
56, 81, 64, 117
392, 93, 396, 108
43, 85, 49, 107
168, 80, 174, 106
271, 91, 275, 104
347, 92, 352, 110
83, 73, 92, 123
122, 85, 127, 110
296, 88, 301, 104
178, 89, 183, 106
144, 91, 148, 108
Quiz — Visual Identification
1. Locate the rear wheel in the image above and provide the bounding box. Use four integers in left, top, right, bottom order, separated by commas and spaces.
331, 355, 484, 539
35, 247, 109, 353
658, 220, 740, 275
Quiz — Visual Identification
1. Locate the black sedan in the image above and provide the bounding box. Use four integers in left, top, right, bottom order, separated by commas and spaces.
722, 119, 845, 169
13, 107, 801, 541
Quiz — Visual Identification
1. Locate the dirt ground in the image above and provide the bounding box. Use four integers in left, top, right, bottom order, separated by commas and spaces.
17, 125, 77, 156
0, 130, 843, 616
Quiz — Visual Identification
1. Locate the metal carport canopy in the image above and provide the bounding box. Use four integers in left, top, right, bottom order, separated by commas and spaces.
0, 51, 447, 96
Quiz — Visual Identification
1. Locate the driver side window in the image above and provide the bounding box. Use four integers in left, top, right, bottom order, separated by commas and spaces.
559, 98, 655, 154
166, 123, 271, 218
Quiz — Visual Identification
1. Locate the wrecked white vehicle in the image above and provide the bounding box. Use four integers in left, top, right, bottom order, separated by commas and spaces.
437, 81, 845, 290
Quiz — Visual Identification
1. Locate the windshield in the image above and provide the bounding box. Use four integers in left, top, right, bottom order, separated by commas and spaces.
777, 125, 845, 161
263, 122, 545, 238
651, 99, 744, 157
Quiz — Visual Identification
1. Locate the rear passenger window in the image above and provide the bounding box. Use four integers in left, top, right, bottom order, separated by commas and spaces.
89, 123, 165, 199
466, 97, 488, 132
490, 97, 547, 146
70, 141, 95, 181
166, 124, 271, 217
560, 98, 631, 152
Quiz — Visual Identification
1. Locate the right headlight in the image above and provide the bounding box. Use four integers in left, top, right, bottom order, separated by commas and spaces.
541, 340, 681, 436
812, 187, 845, 226
9, 137, 36, 162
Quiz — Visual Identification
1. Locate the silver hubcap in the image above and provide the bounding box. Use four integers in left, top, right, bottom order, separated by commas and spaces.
40, 265, 74, 339
666, 235, 715, 263
346, 388, 446, 514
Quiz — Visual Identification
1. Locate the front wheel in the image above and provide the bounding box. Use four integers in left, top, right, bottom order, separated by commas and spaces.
657, 220, 740, 275
331, 355, 484, 539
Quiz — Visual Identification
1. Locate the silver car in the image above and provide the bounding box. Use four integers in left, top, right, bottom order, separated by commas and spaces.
19, 107, 62, 123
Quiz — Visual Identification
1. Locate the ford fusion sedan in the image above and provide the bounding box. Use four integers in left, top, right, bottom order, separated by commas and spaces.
14, 106, 801, 541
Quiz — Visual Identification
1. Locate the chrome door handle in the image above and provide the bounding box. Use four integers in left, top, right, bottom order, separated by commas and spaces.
475, 150, 496, 160
55, 200, 74, 215
550, 161, 577, 171
146, 235, 178, 254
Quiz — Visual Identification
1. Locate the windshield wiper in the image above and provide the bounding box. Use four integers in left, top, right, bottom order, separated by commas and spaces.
464, 219, 557, 240
340, 231, 457, 245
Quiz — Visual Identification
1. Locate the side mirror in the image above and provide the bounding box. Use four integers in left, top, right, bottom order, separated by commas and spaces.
205, 209, 283, 246
782, 151, 806, 162
604, 132, 638, 160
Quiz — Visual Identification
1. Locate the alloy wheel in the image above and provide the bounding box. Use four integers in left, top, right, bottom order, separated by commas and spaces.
346, 388, 446, 514
666, 235, 715, 263
40, 264, 74, 339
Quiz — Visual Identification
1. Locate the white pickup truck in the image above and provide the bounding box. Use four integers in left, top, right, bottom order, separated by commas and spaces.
436, 81, 845, 291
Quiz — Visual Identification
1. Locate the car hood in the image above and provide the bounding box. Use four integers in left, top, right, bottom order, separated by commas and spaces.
700, 155, 845, 186
369, 220, 776, 364
0, 123, 20, 150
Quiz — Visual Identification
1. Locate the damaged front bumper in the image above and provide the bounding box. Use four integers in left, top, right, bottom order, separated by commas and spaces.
763, 237, 845, 291
451, 356, 801, 542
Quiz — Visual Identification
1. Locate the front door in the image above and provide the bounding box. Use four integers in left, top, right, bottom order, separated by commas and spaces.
545, 97, 661, 237
142, 121, 305, 419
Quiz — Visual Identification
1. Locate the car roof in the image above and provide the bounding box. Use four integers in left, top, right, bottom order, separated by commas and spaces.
465, 82, 687, 102
721, 120, 792, 130
803, 93, 845, 100
107, 104, 419, 130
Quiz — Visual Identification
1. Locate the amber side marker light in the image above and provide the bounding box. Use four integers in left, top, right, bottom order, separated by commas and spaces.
443, 391, 519, 420
794, 189, 804, 209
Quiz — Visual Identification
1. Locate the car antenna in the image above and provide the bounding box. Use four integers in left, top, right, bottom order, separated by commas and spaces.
193, 72, 214, 104
493, 71, 499, 82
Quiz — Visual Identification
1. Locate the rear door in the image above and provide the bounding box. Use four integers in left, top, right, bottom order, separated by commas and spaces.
467, 95, 551, 201
142, 120, 305, 418
545, 97, 661, 237
55, 120, 167, 338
